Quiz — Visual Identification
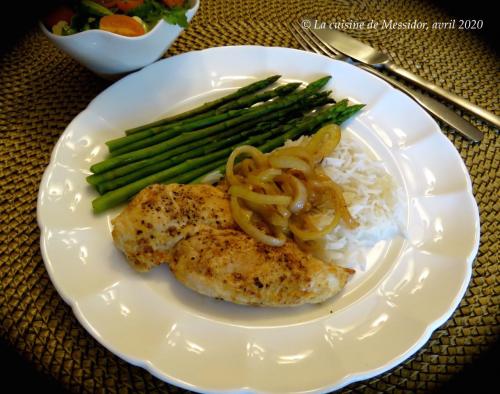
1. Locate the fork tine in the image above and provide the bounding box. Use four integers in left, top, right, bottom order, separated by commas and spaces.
290, 22, 341, 60
288, 23, 322, 55
294, 23, 335, 58
302, 24, 344, 59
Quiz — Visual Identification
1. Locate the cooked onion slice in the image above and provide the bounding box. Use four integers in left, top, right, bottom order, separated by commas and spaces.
289, 211, 341, 240
306, 124, 341, 161
275, 174, 307, 214
328, 182, 358, 229
271, 146, 314, 164
229, 185, 292, 206
269, 155, 312, 174
230, 196, 286, 247
289, 175, 307, 214
277, 205, 291, 218
254, 168, 282, 182
227, 145, 267, 186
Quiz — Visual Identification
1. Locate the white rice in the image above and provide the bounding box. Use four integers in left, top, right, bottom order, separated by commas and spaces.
286, 134, 405, 270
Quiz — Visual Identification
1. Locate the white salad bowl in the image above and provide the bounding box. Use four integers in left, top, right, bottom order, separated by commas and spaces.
39, 0, 199, 79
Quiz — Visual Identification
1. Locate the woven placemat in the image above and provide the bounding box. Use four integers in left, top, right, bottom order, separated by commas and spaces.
1, 0, 498, 392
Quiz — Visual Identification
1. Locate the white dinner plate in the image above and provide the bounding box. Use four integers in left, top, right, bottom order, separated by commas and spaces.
37, 46, 480, 393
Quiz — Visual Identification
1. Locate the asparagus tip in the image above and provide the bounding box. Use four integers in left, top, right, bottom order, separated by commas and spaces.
86, 174, 98, 185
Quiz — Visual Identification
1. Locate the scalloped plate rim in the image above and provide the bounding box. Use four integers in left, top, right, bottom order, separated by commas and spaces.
36, 46, 480, 393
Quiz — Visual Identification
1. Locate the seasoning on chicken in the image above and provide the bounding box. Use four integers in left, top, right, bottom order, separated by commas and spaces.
112, 183, 235, 271
170, 228, 353, 306
112, 183, 352, 306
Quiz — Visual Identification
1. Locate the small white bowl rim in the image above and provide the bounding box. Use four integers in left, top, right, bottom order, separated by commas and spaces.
39, 0, 199, 42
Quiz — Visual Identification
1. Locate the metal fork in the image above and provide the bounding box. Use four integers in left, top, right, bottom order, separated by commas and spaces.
289, 22, 483, 142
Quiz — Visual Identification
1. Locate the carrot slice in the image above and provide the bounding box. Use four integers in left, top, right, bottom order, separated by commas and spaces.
163, 0, 185, 7
116, 0, 144, 12
99, 15, 146, 37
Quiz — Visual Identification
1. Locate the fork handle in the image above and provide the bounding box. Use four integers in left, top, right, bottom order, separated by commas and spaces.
385, 62, 500, 128
358, 65, 483, 142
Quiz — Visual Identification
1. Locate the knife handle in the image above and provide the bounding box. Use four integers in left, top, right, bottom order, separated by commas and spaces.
357, 64, 483, 142
385, 62, 500, 129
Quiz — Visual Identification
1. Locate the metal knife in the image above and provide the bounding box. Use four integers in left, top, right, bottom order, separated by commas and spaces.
355, 64, 483, 142
311, 27, 500, 129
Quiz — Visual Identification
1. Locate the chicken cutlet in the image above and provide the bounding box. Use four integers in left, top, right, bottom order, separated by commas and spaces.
112, 183, 352, 305
112, 183, 235, 271
171, 228, 352, 306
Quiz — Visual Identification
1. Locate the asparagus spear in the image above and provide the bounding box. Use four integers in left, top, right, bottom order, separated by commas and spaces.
95, 120, 282, 193
334, 104, 365, 123
108, 83, 324, 156
166, 158, 228, 183
90, 93, 333, 191
110, 107, 257, 156
90, 77, 331, 174
87, 119, 282, 187
92, 146, 240, 213
93, 159, 229, 213
92, 101, 304, 175
107, 81, 302, 153
92, 138, 270, 213
214, 82, 302, 113
108, 109, 233, 152
124, 75, 281, 135
191, 102, 364, 183
91, 100, 356, 213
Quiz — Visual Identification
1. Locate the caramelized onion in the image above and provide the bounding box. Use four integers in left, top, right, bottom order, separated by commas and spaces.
227, 145, 267, 186
229, 185, 291, 206
254, 168, 282, 182
277, 205, 291, 218
230, 196, 286, 247
306, 124, 341, 162
225, 123, 357, 254
271, 146, 314, 164
289, 211, 341, 240
286, 174, 308, 214
269, 155, 312, 174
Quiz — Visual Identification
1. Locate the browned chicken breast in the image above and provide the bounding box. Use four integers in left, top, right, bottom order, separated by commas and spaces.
112, 183, 235, 271
112, 183, 352, 306
170, 228, 353, 306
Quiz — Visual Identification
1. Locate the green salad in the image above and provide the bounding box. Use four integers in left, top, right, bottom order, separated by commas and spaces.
43, 0, 191, 37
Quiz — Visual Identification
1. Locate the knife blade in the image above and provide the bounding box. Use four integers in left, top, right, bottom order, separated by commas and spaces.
356, 64, 483, 142
311, 26, 500, 129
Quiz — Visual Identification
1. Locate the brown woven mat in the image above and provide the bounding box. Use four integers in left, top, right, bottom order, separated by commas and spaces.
1, 0, 498, 392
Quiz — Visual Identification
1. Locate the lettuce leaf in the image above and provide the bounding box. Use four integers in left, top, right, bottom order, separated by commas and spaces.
129, 0, 189, 29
